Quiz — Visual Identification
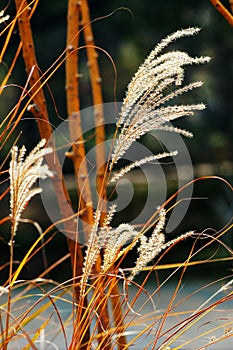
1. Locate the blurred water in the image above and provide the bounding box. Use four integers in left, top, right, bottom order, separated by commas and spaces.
2, 277, 233, 350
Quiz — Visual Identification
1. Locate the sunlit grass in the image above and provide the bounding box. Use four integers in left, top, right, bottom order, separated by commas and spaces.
0, 1, 232, 349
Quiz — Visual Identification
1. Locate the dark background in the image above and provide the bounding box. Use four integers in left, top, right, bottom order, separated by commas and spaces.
0, 0, 232, 282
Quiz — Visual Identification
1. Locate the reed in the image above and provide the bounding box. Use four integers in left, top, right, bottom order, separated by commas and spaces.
0, 1, 232, 349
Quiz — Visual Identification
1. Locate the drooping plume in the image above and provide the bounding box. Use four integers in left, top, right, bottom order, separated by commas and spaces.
9, 139, 53, 238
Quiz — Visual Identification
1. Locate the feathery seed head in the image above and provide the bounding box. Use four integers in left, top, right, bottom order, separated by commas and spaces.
129, 209, 166, 280
110, 27, 210, 168
9, 139, 53, 238
102, 223, 138, 272
129, 208, 194, 281
0, 9, 10, 24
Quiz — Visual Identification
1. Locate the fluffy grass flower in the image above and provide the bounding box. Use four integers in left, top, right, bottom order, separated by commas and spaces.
80, 207, 137, 295
80, 205, 117, 296
9, 139, 53, 239
129, 209, 166, 280
0, 9, 10, 24
102, 223, 138, 272
129, 209, 194, 281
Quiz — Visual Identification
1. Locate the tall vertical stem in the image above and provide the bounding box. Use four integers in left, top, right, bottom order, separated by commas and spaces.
79, 1, 113, 348
13, 1, 87, 347
66, 0, 95, 347
79, 2, 127, 349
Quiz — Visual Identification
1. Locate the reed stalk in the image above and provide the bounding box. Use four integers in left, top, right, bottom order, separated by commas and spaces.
13, 2, 88, 348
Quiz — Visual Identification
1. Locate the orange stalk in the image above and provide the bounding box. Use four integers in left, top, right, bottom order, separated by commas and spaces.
109, 274, 128, 350
80, 0, 107, 219
66, 0, 94, 237
230, 0, 233, 13
209, 0, 233, 25
0, 43, 22, 93
65, 0, 94, 347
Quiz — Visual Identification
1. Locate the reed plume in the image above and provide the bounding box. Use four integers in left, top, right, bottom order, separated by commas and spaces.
110, 27, 210, 176
82, 27, 210, 290
9, 139, 52, 240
